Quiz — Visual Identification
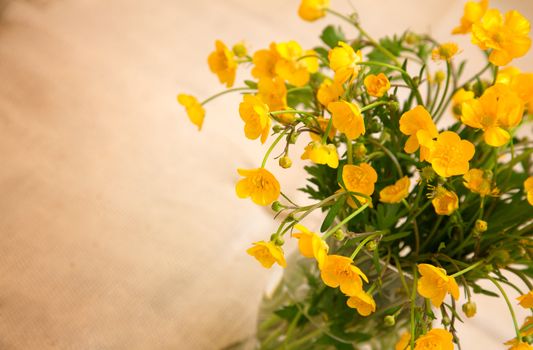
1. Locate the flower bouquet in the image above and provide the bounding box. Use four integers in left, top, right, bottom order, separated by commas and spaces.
178, 1, 533, 349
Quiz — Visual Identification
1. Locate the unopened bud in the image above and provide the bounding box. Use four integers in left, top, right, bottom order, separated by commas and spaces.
462, 301, 477, 318
232, 42, 248, 57
442, 315, 451, 326
492, 249, 510, 268
405, 32, 420, 45
475, 219, 488, 233
333, 229, 346, 241
279, 156, 292, 169
384, 315, 396, 326
353, 143, 367, 160
434, 71, 446, 84
270, 234, 284, 246
271, 201, 284, 212
412, 76, 421, 86
388, 101, 400, 114
289, 133, 298, 144
366, 240, 378, 252
272, 124, 283, 133
420, 166, 436, 182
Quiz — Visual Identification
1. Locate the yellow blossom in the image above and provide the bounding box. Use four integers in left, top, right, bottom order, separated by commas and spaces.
257, 76, 287, 112
298, 0, 329, 22
328, 100, 365, 140
395, 332, 412, 350
239, 95, 271, 144
329, 42, 363, 84
301, 141, 339, 168
451, 88, 475, 119
431, 187, 459, 216
379, 176, 410, 204
508, 343, 533, 350
431, 43, 459, 61
452, 0, 488, 35
320, 254, 368, 295
292, 224, 328, 267
347, 290, 376, 316
207, 40, 237, 87
461, 84, 524, 147
426, 131, 475, 177
497, 66, 522, 85
509, 73, 533, 111
342, 163, 378, 206
463, 168, 498, 196
275, 41, 318, 87
517, 290, 533, 308
399, 105, 438, 161
236, 168, 280, 206
177, 94, 205, 130
247, 241, 286, 268
310, 117, 337, 142
525, 176, 533, 205
471, 9, 532, 66
414, 328, 454, 350
251, 43, 279, 80
317, 79, 344, 106
232, 41, 248, 57
364, 73, 391, 97
417, 264, 459, 307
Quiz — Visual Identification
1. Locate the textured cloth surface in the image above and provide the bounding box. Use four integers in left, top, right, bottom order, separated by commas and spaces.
0, 0, 531, 349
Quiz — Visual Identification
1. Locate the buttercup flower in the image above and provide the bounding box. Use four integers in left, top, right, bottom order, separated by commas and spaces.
347, 290, 376, 316
431, 43, 459, 61
525, 176, 533, 206
236, 168, 280, 206
321, 254, 368, 295
426, 131, 475, 177
463, 168, 498, 196
517, 290, 533, 308
342, 163, 378, 205
399, 105, 438, 161
431, 187, 459, 216
497, 66, 522, 85
508, 343, 533, 350
298, 0, 329, 22
417, 264, 459, 307
275, 41, 318, 87
207, 40, 237, 87
509, 73, 533, 111
379, 176, 410, 204
414, 328, 454, 350
329, 42, 363, 84
395, 332, 411, 350
301, 141, 339, 168
310, 117, 337, 142
451, 88, 475, 119
251, 43, 280, 80
258, 76, 287, 112
452, 0, 488, 34
247, 241, 286, 268
317, 79, 344, 106
461, 84, 524, 147
328, 100, 365, 140
471, 9, 532, 66
364, 73, 391, 97
177, 94, 205, 130
239, 95, 271, 144
292, 224, 328, 267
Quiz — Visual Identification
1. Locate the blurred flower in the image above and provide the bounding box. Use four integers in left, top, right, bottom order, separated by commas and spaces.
508, 343, 533, 350
379, 176, 410, 204
239, 95, 271, 143
301, 141, 339, 168
310, 116, 337, 142
258, 76, 287, 112
298, 0, 329, 22
399, 106, 438, 162
431, 187, 459, 216
364, 73, 391, 97
329, 41, 363, 84
317, 79, 344, 106
347, 290, 376, 316
414, 328, 454, 350
525, 176, 533, 205
232, 41, 248, 57
251, 43, 280, 80
292, 224, 328, 268
426, 131, 475, 177
452, 0, 488, 35
275, 41, 318, 86
247, 241, 286, 268
395, 332, 411, 350
517, 290, 533, 308
451, 88, 474, 119
208, 40, 237, 87
431, 42, 459, 61
321, 254, 368, 295
236, 168, 280, 206
328, 100, 365, 139
177, 94, 205, 130
496, 66, 522, 85
417, 264, 459, 307
463, 168, 498, 197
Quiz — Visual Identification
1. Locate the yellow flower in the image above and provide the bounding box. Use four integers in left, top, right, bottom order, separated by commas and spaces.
292, 224, 328, 267
275, 41, 318, 87
235, 168, 280, 206
239, 95, 271, 144
329, 42, 363, 84
497, 66, 522, 85
207, 40, 237, 87
451, 88, 475, 119
431, 187, 459, 216
452, 0, 488, 35
431, 43, 459, 61
298, 0, 329, 22
247, 241, 286, 268
328, 100, 365, 140
426, 131, 475, 177
525, 176, 533, 206
414, 329, 454, 350
232, 41, 248, 58
399, 106, 438, 161
177, 94, 205, 130
517, 290, 533, 308
379, 176, 410, 204
463, 168, 498, 196
346, 290, 376, 316
310, 116, 337, 142
461, 84, 524, 147
320, 254, 368, 295
471, 9, 532, 66
317, 79, 344, 107
509, 73, 533, 111
251, 43, 280, 80
508, 343, 533, 350
342, 163, 378, 205
417, 264, 459, 307
364, 73, 391, 97
301, 141, 339, 168
258, 76, 287, 112
395, 332, 412, 350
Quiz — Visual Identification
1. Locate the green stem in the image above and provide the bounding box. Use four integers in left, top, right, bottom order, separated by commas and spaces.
322, 202, 370, 239
487, 275, 522, 343
269, 109, 315, 117
261, 129, 289, 168
450, 260, 484, 278
287, 86, 312, 94
200, 87, 255, 105
350, 231, 382, 260
410, 267, 418, 349
433, 61, 452, 122
360, 100, 389, 112
367, 138, 403, 177
346, 136, 353, 164
322, 116, 334, 144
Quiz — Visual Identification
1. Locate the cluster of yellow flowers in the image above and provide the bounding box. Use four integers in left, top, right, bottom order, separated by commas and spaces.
178, 0, 532, 349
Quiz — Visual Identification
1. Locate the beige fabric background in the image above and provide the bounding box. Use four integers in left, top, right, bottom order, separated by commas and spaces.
0, 0, 531, 349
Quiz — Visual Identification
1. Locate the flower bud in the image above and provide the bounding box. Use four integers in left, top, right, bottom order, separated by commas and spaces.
420, 166, 436, 182
232, 42, 248, 58
475, 219, 488, 233
279, 155, 292, 169
434, 71, 446, 84
353, 143, 367, 160
388, 101, 400, 114
412, 76, 421, 87
333, 229, 346, 241
405, 32, 420, 45
462, 301, 477, 318
366, 240, 378, 252
272, 124, 283, 133
289, 133, 298, 144
384, 315, 396, 326
492, 249, 510, 268
442, 315, 451, 326
271, 201, 284, 212
270, 234, 284, 246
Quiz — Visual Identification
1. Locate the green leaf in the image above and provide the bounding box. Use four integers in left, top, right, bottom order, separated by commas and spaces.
321, 196, 346, 232
244, 80, 257, 89
320, 25, 346, 49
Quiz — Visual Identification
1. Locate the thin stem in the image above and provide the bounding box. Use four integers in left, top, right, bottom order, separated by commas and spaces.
361, 100, 389, 112
322, 202, 370, 239
450, 260, 484, 278
410, 266, 418, 350
261, 129, 289, 168
433, 61, 452, 122
200, 87, 255, 105
322, 116, 334, 144
367, 138, 403, 177
487, 275, 522, 343
269, 109, 315, 117
350, 231, 382, 260
346, 136, 353, 164
287, 86, 313, 94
